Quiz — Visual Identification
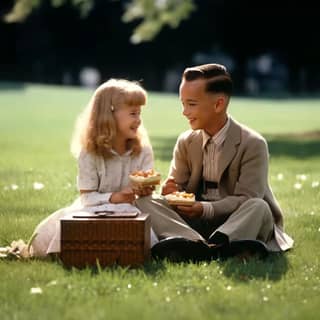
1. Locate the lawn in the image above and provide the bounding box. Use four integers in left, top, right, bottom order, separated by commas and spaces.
0, 83, 319, 320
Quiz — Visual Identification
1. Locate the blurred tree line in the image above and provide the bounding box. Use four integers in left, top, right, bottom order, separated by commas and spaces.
0, 0, 319, 95
4, 0, 195, 43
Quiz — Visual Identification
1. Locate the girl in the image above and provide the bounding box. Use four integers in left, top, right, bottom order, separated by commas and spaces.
28, 78, 157, 257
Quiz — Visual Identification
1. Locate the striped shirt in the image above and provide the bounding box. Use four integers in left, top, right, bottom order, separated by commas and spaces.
201, 117, 230, 219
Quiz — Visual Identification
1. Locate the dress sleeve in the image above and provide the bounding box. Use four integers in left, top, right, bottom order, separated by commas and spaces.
77, 150, 99, 190
80, 191, 112, 207
77, 150, 112, 207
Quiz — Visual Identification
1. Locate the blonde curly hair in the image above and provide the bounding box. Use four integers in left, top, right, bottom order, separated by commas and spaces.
71, 79, 150, 158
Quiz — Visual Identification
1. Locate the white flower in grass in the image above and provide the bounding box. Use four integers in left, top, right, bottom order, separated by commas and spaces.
296, 174, 307, 181
33, 182, 44, 190
30, 287, 43, 294
294, 182, 302, 190
312, 181, 319, 188
165, 296, 171, 302
11, 184, 19, 190
64, 182, 72, 189
276, 173, 284, 181
226, 285, 232, 291
262, 296, 269, 302
127, 283, 132, 289
46, 280, 57, 286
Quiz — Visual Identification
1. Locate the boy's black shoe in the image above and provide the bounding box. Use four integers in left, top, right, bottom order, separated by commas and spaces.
151, 237, 224, 263
222, 239, 270, 260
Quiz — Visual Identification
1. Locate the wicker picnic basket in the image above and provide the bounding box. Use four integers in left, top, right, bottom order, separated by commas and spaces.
60, 213, 150, 268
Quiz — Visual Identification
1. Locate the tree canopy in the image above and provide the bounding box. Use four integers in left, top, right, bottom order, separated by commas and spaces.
4, 0, 196, 43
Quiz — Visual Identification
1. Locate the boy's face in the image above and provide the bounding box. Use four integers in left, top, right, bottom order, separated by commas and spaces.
179, 78, 222, 134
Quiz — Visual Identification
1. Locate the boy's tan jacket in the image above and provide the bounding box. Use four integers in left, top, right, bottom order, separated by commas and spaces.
168, 117, 293, 251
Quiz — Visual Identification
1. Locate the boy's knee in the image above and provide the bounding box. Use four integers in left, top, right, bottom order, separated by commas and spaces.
245, 198, 273, 221
246, 198, 267, 209
135, 194, 154, 205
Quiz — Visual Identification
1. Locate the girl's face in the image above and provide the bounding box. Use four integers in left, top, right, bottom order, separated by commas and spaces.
113, 104, 142, 141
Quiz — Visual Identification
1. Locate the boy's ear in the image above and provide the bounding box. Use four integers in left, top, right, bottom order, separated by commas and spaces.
215, 96, 226, 113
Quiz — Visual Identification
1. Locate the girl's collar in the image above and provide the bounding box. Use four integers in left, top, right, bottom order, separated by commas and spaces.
110, 149, 133, 157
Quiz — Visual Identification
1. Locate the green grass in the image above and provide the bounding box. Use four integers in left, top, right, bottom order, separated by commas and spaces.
1, 83, 320, 320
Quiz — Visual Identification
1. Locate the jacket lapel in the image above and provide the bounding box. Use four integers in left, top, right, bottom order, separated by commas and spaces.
189, 131, 203, 170
217, 118, 241, 182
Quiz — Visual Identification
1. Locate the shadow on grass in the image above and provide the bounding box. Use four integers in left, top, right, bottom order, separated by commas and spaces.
220, 252, 289, 282
55, 256, 167, 277
266, 131, 320, 158
0, 82, 26, 91
9, 250, 288, 281
151, 132, 320, 162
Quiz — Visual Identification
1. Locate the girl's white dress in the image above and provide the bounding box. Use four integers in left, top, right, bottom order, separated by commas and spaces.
30, 146, 158, 257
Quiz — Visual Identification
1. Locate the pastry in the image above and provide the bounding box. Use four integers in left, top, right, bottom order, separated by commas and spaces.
129, 169, 161, 187
165, 191, 195, 206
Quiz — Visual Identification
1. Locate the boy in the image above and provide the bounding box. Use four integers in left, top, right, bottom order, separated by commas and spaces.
136, 64, 293, 261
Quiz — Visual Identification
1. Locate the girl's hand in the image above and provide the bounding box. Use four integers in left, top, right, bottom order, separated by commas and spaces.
133, 185, 155, 197
161, 178, 178, 195
110, 187, 136, 204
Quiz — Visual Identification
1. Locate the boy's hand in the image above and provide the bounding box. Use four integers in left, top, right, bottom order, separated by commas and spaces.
176, 202, 203, 218
161, 178, 178, 195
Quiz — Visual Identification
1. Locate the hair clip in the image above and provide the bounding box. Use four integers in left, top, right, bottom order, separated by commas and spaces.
110, 105, 114, 112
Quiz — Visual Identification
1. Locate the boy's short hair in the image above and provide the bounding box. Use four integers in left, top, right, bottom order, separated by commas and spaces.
182, 63, 233, 96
